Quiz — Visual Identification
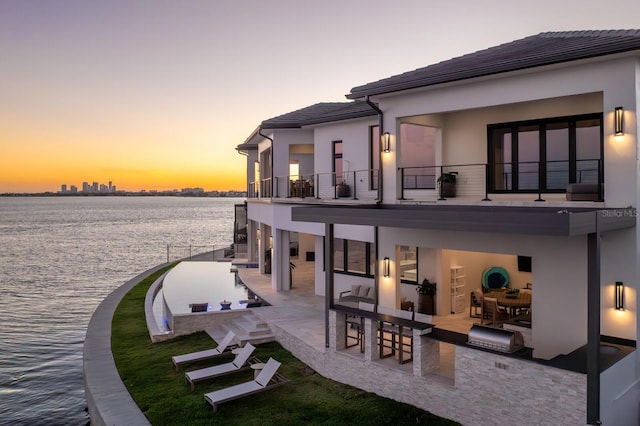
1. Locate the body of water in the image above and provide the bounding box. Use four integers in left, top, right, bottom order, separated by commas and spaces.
0, 196, 241, 425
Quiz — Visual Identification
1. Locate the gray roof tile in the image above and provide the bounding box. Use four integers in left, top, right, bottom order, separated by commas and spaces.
261, 101, 376, 129
347, 30, 640, 99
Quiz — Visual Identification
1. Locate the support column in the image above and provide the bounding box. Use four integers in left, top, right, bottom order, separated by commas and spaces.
324, 223, 334, 348
329, 310, 346, 351
412, 332, 440, 377
363, 318, 379, 362
587, 227, 601, 425
247, 221, 256, 263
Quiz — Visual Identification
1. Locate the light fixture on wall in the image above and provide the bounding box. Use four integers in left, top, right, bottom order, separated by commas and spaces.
269, 235, 273, 249
614, 107, 624, 136
383, 257, 390, 277
381, 132, 391, 153
615, 281, 624, 310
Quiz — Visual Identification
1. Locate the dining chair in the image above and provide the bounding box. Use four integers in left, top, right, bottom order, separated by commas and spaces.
481, 297, 508, 327
377, 305, 397, 359
469, 289, 483, 318
395, 308, 414, 363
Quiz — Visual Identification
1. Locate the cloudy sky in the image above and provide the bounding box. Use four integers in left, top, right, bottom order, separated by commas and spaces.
2, 0, 639, 192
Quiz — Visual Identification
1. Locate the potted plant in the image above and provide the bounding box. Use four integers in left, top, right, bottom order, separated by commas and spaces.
336, 181, 351, 198
336, 161, 352, 198
289, 261, 296, 288
416, 278, 436, 315
437, 171, 458, 198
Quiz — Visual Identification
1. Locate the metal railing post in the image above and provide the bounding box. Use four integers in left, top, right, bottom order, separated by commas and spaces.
482, 164, 492, 201
398, 168, 405, 200
315, 174, 320, 199
352, 171, 357, 200
437, 165, 446, 200
535, 160, 545, 202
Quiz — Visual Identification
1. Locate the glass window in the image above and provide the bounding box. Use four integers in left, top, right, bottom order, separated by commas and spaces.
517, 124, 540, 190
488, 114, 602, 192
369, 243, 375, 277
333, 141, 343, 185
576, 119, 601, 184
334, 238, 344, 272
546, 122, 569, 190
490, 128, 512, 191
333, 238, 374, 277
399, 246, 418, 283
347, 240, 367, 274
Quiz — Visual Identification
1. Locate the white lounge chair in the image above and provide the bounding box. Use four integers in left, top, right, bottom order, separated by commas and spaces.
204, 357, 289, 412
171, 330, 237, 371
185, 343, 256, 391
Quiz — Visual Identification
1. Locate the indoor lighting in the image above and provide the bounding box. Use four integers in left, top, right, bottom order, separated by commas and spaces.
381, 132, 391, 153
383, 257, 390, 277
615, 107, 624, 136
615, 281, 624, 310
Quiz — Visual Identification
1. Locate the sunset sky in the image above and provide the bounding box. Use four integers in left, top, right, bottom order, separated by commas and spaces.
2, 1, 640, 193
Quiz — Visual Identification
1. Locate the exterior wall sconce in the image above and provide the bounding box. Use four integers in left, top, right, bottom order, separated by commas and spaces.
614, 107, 624, 136
381, 132, 391, 153
615, 281, 624, 310
269, 235, 273, 249
383, 257, 390, 277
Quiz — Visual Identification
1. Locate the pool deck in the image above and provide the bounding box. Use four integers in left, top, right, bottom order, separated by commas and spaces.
235, 260, 327, 351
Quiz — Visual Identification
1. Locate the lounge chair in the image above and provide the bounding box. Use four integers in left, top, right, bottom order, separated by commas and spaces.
185, 343, 256, 391
204, 357, 289, 412
171, 330, 237, 371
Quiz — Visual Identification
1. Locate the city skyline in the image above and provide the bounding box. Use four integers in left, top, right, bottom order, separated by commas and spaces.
57, 179, 245, 194
3, 1, 640, 193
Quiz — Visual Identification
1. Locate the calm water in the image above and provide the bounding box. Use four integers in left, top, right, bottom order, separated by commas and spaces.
0, 196, 240, 425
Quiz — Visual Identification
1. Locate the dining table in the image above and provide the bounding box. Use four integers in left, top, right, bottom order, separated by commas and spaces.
488, 291, 531, 317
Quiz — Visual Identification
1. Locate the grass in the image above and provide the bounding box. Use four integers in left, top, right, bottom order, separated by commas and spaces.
111, 266, 460, 425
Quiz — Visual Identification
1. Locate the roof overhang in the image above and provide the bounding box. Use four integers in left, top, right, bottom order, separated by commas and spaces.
291, 204, 636, 236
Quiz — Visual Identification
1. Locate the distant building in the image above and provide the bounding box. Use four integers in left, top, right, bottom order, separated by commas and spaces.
61, 184, 67, 193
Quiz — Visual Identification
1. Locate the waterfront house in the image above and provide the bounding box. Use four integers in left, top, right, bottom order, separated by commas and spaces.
236, 30, 640, 425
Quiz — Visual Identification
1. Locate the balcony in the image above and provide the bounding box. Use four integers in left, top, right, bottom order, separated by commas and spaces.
247, 159, 604, 206
248, 169, 380, 203
399, 158, 603, 204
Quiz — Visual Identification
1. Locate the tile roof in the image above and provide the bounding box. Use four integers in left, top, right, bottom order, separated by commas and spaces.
260, 101, 376, 129
347, 30, 640, 99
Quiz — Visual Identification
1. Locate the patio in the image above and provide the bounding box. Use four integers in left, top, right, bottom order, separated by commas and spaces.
236, 259, 478, 384
233, 258, 606, 424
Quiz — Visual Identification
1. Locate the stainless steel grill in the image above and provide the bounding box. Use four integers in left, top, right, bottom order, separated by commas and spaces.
467, 324, 524, 353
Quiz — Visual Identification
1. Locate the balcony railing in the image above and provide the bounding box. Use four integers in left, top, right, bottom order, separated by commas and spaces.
247, 159, 603, 203
398, 159, 603, 202
247, 169, 380, 202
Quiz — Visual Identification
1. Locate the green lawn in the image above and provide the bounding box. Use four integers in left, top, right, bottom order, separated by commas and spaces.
111, 266, 459, 425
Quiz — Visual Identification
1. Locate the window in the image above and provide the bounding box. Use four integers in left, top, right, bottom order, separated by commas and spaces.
370, 126, 380, 190
488, 113, 602, 192
334, 238, 345, 272
332, 141, 343, 185
399, 246, 418, 283
333, 238, 375, 277
400, 124, 436, 189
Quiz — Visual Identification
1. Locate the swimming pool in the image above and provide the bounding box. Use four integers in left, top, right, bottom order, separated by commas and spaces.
162, 261, 258, 315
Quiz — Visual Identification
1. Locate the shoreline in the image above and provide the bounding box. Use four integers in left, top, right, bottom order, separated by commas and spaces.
83, 249, 227, 425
